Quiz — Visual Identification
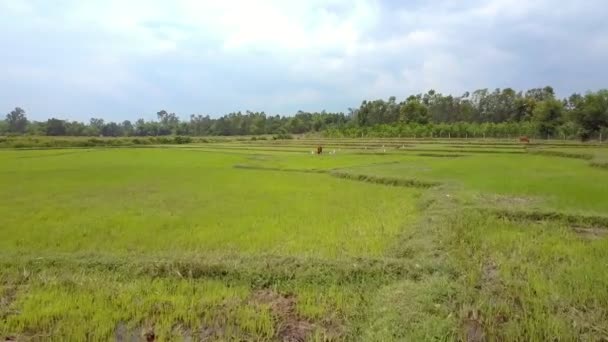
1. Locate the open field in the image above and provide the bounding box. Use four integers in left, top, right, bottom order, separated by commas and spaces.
1, 137, 608, 341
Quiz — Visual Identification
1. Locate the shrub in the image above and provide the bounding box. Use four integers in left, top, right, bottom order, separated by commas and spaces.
272, 133, 294, 140
173, 136, 192, 144
155, 137, 172, 144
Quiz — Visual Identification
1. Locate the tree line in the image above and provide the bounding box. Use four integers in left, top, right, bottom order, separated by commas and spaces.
0, 109, 347, 138
3, 86, 607, 140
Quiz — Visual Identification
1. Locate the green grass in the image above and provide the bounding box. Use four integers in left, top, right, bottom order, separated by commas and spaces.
530, 145, 608, 169
0, 149, 418, 259
1, 138, 607, 341
341, 153, 608, 213
444, 212, 608, 340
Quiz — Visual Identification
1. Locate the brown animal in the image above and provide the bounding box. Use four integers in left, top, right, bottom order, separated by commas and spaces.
519, 136, 530, 143
316, 146, 323, 154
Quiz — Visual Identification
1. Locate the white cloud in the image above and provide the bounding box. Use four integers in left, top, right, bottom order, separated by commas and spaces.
0, 0, 607, 120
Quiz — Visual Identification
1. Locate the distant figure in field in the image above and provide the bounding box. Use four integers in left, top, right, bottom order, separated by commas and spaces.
519, 136, 530, 144
317, 146, 323, 154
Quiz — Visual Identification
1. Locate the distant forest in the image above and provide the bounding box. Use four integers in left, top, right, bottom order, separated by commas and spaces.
3, 87, 608, 140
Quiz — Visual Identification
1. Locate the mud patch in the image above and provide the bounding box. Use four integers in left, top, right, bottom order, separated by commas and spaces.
330, 172, 440, 188
250, 290, 314, 342
416, 153, 466, 158
462, 310, 485, 342
115, 322, 144, 342
144, 332, 155, 341
590, 161, 608, 170
404, 148, 523, 155
476, 261, 504, 298
114, 322, 157, 342
481, 209, 608, 229
247, 154, 275, 161
197, 326, 226, 341
234, 165, 328, 174
476, 194, 542, 211
527, 149, 593, 160
573, 227, 608, 240
481, 262, 499, 285
0, 285, 19, 319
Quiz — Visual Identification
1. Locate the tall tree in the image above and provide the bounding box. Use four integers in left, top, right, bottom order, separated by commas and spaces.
0, 120, 8, 134
533, 98, 564, 138
5, 107, 28, 133
399, 96, 429, 124
46, 118, 66, 136
121, 120, 134, 136
89, 118, 105, 136
65, 121, 87, 136
101, 122, 122, 137
571, 90, 608, 139
157, 110, 179, 135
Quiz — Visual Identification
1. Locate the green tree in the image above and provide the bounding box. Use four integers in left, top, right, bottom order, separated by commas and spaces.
157, 110, 179, 135
355, 101, 369, 126
513, 96, 535, 121
121, 120, 134, 136
176, 122, 190, 135
101, 122, 122, 137
26, 121, 46, 135
89, 118, 105, 136
0, 120, 8, 135
65, 121, 87, 136
399, 96, 429, 124
533, 99, 564, 138
571, 90, 608, 139
46, 118, 67, 136
525, 86, 555, 101
5, 107, 28, 134
134, 119, 148, 136
190, 115, 212, 136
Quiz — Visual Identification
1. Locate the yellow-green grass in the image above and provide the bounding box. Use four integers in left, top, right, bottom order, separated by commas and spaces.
1, 140, 608, 341
444, 211, 608, 341
0, 149, 418, 259
1, 272, 366, 341
339, 153, 608, 214
533, 146, 608, 165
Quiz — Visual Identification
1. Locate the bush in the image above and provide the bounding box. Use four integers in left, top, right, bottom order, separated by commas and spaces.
155, 137, 172, 144
87, 138, 104, 146
173, 136, 192, 144
272, 133, 294, 140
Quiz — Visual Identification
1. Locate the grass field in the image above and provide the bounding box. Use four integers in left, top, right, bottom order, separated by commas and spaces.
1, 137, 607, 341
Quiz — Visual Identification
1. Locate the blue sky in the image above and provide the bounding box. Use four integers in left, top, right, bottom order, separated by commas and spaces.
1, 0, 607, 122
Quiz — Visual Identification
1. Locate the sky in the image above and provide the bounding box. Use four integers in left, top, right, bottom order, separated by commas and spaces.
0, 0, 607, 122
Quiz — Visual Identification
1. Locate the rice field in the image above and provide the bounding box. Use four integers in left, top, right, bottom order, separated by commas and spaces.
1, 137, 607, 341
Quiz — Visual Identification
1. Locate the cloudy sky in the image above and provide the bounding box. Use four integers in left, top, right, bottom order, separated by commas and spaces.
1, 0, 607, 121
